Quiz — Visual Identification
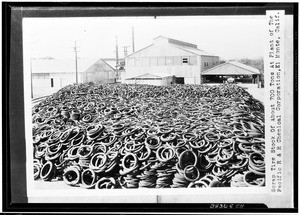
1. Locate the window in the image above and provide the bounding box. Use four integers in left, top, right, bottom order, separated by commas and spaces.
150, 57, 157, 66
182, 57, 189, 64
174, 57, 181, 65
135, 57, 142, 66
34, 73, 50, 79
190, 56, 197, 65
158, 57, 165, 66
166, 57, 173, 65
143, 57, 150, 66
127, 58, 134, 67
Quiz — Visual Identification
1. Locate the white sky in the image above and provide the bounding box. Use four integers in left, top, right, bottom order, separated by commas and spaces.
23, 16, 265, 61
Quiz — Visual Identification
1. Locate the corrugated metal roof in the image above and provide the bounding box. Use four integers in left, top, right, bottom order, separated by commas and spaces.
168, 38, 198, 49
126, 72, 175, 80
202, 61, 260, 75
31, 58, 96, 74
227, 61, 260, 74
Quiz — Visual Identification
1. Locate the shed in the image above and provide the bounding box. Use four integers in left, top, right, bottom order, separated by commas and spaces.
82, 59, 116, 83
125, 72, 175, 85
202, 61, 261, 84
31, 58, 95, 98
30, 58, 116, 99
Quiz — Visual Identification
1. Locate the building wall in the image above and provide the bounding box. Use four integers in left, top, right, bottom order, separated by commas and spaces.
128, 43, 194, 58
201, 56, 220, 72
125, 44, 202, 84
125, 63, 201, 84
83, 71, 115, 83
126, 79, 162, 85
82, 60, 116, 84
125, 76, 173, 86
32, 73, 84, 99
125, 42, 219, 85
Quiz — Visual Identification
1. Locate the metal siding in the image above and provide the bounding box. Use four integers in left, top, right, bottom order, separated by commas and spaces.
143, 57, 150, 66
184, 77, 196, 84
128, 43, 194, 58
125, 79, 162, 85
125, 65, 200, 81
201, 56, 220, 72
82, 59, 115, 83
125, 43, 217, 85
33, 73, 76, 96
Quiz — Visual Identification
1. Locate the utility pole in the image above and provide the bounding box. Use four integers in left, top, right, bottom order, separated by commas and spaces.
132, 26, 135, 53
122, 45, 130, 57
30, 58, 33, 98
115, 36, 119, 69
73, 41, 79, 84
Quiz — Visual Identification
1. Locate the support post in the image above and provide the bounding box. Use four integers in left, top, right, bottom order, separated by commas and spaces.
74, 41, 79, 84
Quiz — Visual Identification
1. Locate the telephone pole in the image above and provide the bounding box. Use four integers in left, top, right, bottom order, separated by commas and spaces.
132, 26, 135, 53
73, 41, 79, 84
115, 36, 119, 69
30, 58, 33, 98
122, 45, 130, 57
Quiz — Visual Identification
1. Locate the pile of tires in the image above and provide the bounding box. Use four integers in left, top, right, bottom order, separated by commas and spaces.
32, 83, 265, 189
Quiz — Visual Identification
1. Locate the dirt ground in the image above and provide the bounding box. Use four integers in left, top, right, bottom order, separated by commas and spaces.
239, 83, 265, 105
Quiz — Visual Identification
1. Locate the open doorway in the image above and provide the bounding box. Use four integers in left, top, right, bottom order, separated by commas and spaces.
50, 78, 54, 87
175, 77, 184, 84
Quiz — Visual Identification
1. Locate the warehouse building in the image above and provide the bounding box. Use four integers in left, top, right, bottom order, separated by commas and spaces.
201, 61, 261, 84
82, 59, 116, 83
123, 36, 220, 85
31, 58, 116, 98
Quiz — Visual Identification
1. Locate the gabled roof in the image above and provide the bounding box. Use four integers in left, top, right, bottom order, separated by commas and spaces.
125, 44, 154, 58
202, 61, 260, 75
31, 58, 97, 74
84, 58, 115, 73
126, 36, 218, 58
126, 72, 175, 80
227, 61, 260, 73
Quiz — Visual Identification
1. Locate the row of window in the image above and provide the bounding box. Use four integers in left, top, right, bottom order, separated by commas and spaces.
127, 56, 219, 68
127, 56, 197, 67
203, 61, 217, 67
32, 73, 50, 79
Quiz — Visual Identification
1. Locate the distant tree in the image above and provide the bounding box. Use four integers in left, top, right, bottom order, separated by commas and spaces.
237, 57, 264, 74
233, 57, 264, 87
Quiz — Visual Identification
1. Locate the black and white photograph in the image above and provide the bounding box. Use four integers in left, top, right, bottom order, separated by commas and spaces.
3, 2, 297, 213
25, 15, 267, 192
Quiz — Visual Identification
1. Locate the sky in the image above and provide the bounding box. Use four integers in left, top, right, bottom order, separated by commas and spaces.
23, 16, 265, 62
